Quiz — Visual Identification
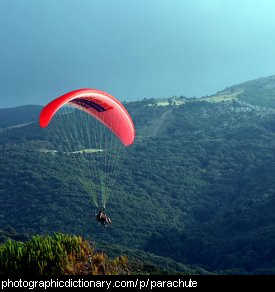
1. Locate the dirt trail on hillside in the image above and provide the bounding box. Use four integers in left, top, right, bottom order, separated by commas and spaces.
152, 109, 173, 137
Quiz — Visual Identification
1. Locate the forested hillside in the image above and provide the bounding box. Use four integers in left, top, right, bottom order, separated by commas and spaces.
1, 76, 275, 274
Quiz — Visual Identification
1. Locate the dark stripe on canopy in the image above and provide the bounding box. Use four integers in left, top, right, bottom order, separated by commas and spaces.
71, 98, 106, 112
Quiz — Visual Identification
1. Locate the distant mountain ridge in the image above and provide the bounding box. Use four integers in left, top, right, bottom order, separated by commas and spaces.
0, 105, 42, 128
1, 75, 275, 127
205, 75, 275, 108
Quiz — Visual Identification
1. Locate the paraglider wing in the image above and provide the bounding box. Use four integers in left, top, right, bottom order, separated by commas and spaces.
39, 89, 135, 146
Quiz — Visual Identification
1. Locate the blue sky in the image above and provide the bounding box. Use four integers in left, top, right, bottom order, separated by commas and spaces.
1, 0, 275, 108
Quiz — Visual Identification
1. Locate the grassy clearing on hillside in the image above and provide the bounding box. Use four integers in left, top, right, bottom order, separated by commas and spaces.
200, 92, 242, 103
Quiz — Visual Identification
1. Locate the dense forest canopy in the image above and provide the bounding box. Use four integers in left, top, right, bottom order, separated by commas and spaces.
1, 75, 275, 274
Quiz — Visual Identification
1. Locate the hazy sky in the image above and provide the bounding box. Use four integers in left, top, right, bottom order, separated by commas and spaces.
1, 0, 275, 108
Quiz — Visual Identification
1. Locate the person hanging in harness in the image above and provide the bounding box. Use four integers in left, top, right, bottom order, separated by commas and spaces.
95, 209, 112, 227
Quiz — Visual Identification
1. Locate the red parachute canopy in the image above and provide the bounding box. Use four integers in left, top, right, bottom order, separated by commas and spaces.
39, 89, 135, 146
